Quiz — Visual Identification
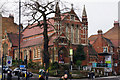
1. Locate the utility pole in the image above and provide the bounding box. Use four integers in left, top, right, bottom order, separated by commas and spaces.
25, 55, 27, 80
18, 0, 21, 80
2, 54, 4, 80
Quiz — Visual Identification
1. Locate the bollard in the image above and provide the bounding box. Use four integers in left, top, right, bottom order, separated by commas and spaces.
39, 75, 41, 78
25, 73, 26, 77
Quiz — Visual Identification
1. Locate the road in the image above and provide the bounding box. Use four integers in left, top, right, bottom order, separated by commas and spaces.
0, 65, 2, 79
1, 69, 120, 80
3, 75, 120, 80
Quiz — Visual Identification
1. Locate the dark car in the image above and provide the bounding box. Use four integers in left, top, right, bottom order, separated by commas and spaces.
3, 66, 12, 73
13, 68, 20, 76
20, 68, 33, 77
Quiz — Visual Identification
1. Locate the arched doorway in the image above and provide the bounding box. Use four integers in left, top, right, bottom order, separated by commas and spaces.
58, 47, 69, 63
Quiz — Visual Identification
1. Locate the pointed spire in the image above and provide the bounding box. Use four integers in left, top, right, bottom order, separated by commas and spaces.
55, 1, 60, 18
70, 4, 75, 14
82, 5, 87, 17
71, 4, 73, 10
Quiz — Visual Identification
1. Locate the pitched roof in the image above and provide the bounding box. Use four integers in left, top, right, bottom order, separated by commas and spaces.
22, 19, 54, 38
89, 23, 120, 47
7, 33, 19, 47
104, 25, 120, 40
88, 35, 97, 44
88, 44, 98, 56
21, 36, 44, 48
21, 9, 81, 47
103, 37, 113, 47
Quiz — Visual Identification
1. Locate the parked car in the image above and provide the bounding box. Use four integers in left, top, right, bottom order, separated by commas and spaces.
13, 68, 20, 76
20, 68, 33, 77
13, 68, 33, 77
3, 66, 12, 73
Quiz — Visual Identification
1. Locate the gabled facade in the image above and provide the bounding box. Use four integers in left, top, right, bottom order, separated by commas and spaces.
1, 15, 20, 60
89, 21, 120, 74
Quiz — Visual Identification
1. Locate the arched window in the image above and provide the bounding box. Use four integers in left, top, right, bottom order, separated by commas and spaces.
75, 25, 79, 43
33, 48, 37, 58
71, 24, 74, 43
24, 50, 27, 59
66, 23, 69, 37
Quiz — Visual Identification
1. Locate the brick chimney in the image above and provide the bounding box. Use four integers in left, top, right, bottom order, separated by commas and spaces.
9, 14, 14, 18
114, 21, 119, 27
9, 14, 14, 22
97, 30, 103, 37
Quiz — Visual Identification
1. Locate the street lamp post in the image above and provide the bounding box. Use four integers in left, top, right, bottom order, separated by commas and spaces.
18, 0, 21, 80
2, 54, 4, 80
25, 55, 27, 80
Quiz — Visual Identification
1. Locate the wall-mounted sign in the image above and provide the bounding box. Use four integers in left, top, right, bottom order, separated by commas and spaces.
70, 49, 73, 56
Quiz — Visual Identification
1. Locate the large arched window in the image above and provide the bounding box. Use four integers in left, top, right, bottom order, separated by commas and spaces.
71, 24, 74, 43
66, 23, 69, 37
24, 50, 27, 59
75, 25, 79, 43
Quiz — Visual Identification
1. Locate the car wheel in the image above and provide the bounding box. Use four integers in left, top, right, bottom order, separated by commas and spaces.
13, 72, 15, 76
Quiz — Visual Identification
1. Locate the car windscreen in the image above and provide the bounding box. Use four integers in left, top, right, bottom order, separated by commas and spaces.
21, 69, 26, 71
3, 66, 8, 68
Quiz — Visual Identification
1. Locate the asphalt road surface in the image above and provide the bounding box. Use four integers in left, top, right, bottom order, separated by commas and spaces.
1, 71, 120, 80
3, 75, 120, 80
0, 65, 2, 79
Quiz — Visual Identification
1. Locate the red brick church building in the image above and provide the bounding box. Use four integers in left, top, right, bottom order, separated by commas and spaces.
14, 3, 89, 65
2, 2, 97, 67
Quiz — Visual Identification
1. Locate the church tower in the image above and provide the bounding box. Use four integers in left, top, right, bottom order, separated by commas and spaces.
54, 1, 61, 35
81, 5, 88, 45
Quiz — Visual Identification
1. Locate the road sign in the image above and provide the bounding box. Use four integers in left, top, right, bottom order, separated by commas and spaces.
6, 56, 12, 66
70, 49, 73, 56
20, 65, 25, 68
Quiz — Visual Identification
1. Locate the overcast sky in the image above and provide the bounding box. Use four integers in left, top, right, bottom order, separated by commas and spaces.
1, 0, 120, 37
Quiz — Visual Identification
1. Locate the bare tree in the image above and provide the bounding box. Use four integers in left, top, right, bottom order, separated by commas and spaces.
23, 0, 60, 70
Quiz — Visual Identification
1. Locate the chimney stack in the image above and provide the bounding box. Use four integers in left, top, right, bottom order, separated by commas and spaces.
97, 30, 103, 37
114, 21, 119, 27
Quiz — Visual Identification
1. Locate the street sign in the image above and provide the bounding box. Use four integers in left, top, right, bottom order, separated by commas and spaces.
20, 65, 25, 68
6, 56, 12, 67
70, 49, 73, 56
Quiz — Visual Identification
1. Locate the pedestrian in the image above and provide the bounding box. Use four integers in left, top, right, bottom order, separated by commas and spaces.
64, 70, 68, 80
46, 69, 49, 80
59, 76, 64, 80
64, 74, 68, 80
91, 71, 95, 80
27, 71, 30, 80
7, 70, 12, 80
39, 70, 45, 80
39, 75, 45, 80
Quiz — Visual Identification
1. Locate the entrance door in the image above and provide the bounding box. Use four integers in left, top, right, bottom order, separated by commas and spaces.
58, 47, 69, 63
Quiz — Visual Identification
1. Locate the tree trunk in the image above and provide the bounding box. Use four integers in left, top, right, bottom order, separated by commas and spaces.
43, 14, 49, 70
